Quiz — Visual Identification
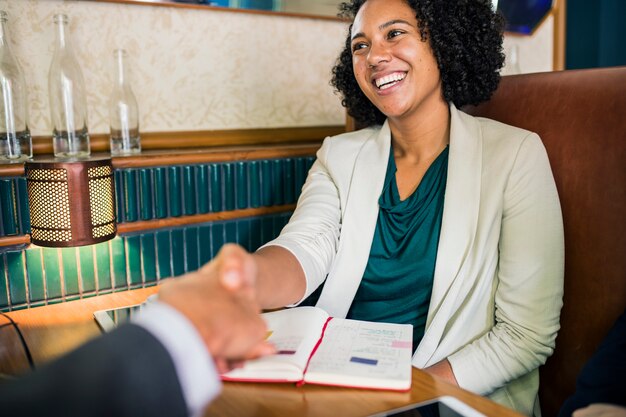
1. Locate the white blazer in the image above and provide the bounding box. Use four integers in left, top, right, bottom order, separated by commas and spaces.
267, 105, 564, 416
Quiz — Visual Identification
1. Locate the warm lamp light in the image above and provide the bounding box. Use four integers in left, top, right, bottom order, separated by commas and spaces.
25, 157, 117, 247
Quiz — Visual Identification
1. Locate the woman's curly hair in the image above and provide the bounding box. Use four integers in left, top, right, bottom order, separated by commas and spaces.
331, 0, 505, 127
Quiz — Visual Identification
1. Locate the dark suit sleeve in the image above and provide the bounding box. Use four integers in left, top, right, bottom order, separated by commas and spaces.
0, 324, 187, 417
558, 309, 626, 417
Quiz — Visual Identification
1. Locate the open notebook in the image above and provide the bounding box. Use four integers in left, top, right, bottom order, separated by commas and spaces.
223, 306, 413, 391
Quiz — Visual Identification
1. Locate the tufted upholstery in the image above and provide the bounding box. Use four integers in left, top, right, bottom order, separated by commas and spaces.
465, 67, 626, 417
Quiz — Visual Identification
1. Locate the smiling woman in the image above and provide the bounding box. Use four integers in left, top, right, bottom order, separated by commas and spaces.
88, 0, 345, 20
194, 1, 564, 416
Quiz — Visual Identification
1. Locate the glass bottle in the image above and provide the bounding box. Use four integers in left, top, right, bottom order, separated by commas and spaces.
109, 49, 140, 155
0, 10, 31, 162
48, 13, 90, 158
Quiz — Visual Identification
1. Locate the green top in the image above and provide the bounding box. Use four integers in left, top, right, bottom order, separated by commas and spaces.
347, 146, 449, 351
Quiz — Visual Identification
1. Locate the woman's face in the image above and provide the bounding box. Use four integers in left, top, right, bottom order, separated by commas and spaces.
350, 0, 444, 121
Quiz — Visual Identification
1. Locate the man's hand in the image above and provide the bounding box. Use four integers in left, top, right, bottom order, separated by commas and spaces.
159, 244, 274, 373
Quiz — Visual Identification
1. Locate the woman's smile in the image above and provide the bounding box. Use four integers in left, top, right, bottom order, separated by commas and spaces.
373, 71, 407, 91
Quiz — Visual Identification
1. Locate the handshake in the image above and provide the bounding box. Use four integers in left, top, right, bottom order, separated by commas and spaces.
0, 243, 304, 417
0, 244, 279, 417
159, 243, 277, 373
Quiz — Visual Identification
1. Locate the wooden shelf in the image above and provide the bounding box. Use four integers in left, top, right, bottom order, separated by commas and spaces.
0, 126, 335, 177
116, 204, 296, 234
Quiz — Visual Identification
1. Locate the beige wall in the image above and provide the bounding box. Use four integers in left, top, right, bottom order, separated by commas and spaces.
0, 0, 347, 136
0, 0, 554, 138
502, 15, 555, 75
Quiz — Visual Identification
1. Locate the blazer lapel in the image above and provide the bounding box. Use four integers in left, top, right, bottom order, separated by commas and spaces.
413, 105, 483, 366
316, 121, 391, 318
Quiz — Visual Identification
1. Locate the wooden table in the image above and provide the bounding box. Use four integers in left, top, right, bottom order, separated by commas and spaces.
0, 287, 160, 376
0, 288, 523, 417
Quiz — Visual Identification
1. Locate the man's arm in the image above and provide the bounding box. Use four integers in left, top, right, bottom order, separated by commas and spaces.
0, 323, 189, 417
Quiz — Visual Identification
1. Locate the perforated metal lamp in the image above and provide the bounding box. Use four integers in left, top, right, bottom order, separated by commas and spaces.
25, 157, 117, 247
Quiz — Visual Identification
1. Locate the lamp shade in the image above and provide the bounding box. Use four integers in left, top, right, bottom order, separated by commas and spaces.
25, 157, 117, 247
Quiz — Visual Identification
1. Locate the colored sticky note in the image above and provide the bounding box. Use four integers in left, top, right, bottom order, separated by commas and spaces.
350, 357, 378, 365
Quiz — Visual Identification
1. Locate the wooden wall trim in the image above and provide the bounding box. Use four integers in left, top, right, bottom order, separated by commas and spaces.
0, 164, 24, 177
0, 235, 29, 247
117, 205, 296, 235
0, 143, 322, 176
96, 0, 344, 22
112, 143, 320, 169
0, 126, 332, 176
0, 205, 297, 248
553, 0, 567, 71
31, 126, 343, 155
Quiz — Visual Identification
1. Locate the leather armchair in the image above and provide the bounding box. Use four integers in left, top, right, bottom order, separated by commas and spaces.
465, 67, 626, 417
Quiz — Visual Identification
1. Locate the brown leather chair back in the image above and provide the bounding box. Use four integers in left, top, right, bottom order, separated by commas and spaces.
465, 67, 626, 417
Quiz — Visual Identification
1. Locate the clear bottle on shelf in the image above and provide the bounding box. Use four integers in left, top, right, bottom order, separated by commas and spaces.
48, 13, 90, 158
0, 10, 32, 162
109, 49, 140, 156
